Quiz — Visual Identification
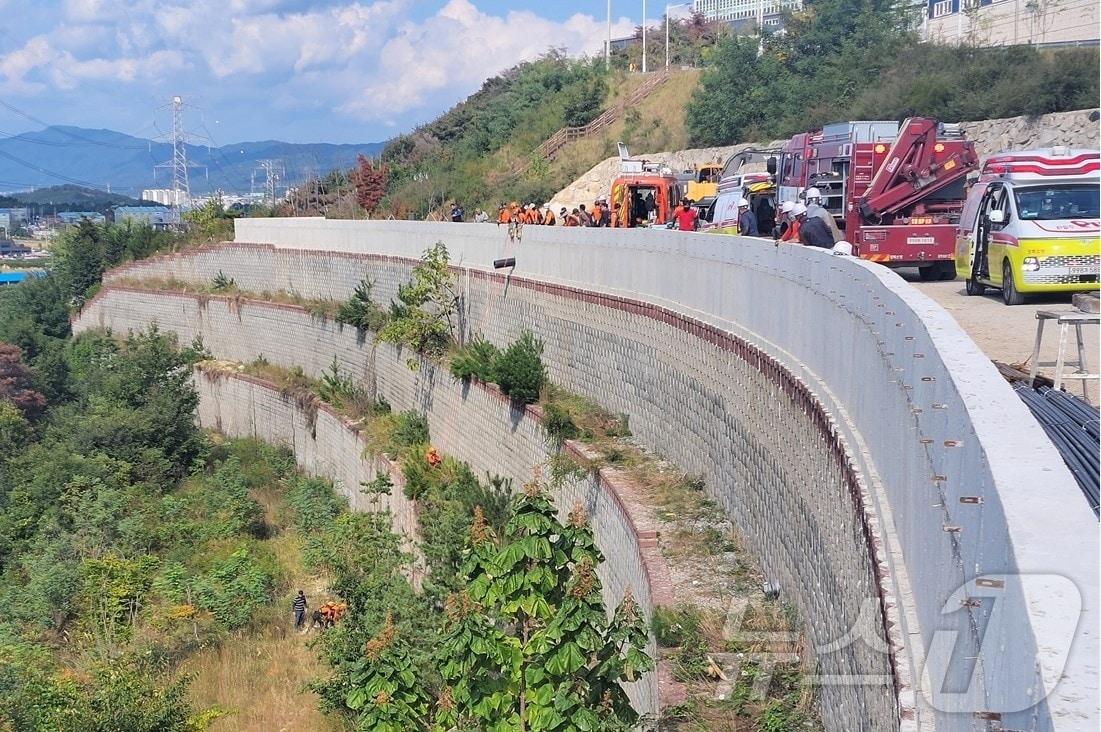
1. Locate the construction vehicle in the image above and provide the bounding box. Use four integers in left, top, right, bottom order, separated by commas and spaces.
956, 148, 1100, 305
608, 143, 681, 227
676, 163, 724, 204
777, 118, 979, 279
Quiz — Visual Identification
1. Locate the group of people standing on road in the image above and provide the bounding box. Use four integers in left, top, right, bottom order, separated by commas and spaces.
451, 186, 849, 253
487, 198, 623, 229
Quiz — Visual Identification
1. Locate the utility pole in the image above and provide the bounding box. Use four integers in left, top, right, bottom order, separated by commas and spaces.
255, 160, 282, 205
757, 0, 765, 55
666, 2, 691, 69
642, 0, 648, 73
606, 0, 612, 69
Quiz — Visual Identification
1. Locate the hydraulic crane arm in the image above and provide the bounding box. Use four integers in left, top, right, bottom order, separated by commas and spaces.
858, 117, 979, 221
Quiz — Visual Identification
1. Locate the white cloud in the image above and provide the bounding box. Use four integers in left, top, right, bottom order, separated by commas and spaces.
0, 36, 52, 94
340, 0, 635, 122
0, 1, 647, 141
47, 48, 189, 89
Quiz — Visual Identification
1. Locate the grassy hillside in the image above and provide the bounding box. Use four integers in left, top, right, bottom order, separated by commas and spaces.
377, 64, 703, 217
542, 69, 702, 195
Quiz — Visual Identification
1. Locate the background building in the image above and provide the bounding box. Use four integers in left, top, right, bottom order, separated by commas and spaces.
924, 0, 1099, 46
141, 188, 188, 206
114, 206, 180, 229
0, 207, 29, 235
57, 211, 105, 226
692, 0, 803, 31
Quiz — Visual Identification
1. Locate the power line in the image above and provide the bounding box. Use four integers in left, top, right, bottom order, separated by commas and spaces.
0, 147, 112, 190
0, 98, 147, 150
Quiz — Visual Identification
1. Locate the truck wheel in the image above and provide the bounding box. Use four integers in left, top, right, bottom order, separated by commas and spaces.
1002, 261, 1025, 306
918, 266, 938, 281
965, 277, 986, 296
937, 262, 957, 281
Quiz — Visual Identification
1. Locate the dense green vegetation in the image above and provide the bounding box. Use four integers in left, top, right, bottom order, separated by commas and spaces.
686, 0, 1100, 145
0, 316, 263, 729
0, 239, 650, 728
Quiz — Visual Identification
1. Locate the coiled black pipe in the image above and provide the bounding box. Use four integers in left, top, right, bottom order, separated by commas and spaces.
1012, 382, 1100, 516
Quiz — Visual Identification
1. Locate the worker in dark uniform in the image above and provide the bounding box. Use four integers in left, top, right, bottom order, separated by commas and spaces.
796, 205, 835, 248
736, 197, 758, 236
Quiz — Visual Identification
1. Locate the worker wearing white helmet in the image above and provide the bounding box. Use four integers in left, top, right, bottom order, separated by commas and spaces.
736, 196, 758, 237
802, 187, 843, 241
832, 240, 854, 256
794, 202, 836, 249
775, 200, 796, 241
779, 202, 804, 243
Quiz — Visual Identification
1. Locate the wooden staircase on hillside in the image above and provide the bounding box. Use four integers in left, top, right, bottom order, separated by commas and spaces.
508, 70, 672, 176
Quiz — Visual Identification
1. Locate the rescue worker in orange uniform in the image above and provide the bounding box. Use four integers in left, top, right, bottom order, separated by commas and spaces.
609, 202, 622, 228
496, 204, 510, 225
780, 202, 803, 243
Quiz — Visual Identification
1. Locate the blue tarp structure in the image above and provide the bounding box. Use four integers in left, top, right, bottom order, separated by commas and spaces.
0, 270, 45, 285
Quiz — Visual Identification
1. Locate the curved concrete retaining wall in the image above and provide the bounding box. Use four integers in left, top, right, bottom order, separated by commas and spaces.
100, 219, 1098, 731
74, 289, 668, 716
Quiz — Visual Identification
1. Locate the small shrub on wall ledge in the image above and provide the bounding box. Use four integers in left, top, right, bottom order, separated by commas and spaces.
448, 335, 500, 383
451, 330, 545, 405
335, 278, 389, 332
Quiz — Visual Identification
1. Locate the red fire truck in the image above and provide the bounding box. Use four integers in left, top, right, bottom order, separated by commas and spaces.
777, 117, 979, 279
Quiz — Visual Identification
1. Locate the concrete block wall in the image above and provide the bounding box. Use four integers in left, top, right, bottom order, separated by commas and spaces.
192, 368, 419, 539
100, 219, 1100, 731
74, 289, 661, 716
94, 258, 898, 729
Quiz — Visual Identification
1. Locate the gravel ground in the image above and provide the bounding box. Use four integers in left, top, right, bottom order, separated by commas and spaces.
901, 269, 1098, 405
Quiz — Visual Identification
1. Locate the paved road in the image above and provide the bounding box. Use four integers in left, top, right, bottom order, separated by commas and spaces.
901, 269, 1098, 404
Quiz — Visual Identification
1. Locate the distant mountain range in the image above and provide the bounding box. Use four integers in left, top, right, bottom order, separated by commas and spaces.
0, 126, 386, 197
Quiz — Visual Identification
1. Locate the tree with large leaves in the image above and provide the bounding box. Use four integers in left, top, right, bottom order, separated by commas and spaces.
434, 481, 654, 731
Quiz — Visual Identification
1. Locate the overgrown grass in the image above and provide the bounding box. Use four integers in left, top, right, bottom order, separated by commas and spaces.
112, 276, 341, 319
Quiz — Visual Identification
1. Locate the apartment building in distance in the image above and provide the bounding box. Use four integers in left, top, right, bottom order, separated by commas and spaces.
692, 0, 804, 31
924, 0, 1099, 46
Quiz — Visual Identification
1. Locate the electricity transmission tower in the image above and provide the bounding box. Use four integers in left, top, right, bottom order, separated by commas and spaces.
254, 159, 283, 204
154, 95, 206, 208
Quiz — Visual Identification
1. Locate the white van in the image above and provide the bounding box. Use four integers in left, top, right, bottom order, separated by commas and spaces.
956, 148, 1100, 305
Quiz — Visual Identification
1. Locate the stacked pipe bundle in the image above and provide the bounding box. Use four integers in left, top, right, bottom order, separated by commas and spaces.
1012, 383, 1100, 515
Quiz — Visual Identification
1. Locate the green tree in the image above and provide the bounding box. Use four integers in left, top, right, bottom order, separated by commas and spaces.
494, 330, 545, 405
336, 612, 434, 732
435, 481, 654, 731
52, 219, 106, 305
183, 197, 237, 243
377, 242, 459, 369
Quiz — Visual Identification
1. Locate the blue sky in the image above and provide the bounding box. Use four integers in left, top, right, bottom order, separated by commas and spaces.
0, 1, 651, 145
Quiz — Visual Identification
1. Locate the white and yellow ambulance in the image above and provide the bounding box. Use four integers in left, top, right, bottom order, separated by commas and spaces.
955, 148, 1100, 305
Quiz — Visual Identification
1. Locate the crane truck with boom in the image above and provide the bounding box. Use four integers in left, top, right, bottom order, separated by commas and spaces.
777, 117, 979, 278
